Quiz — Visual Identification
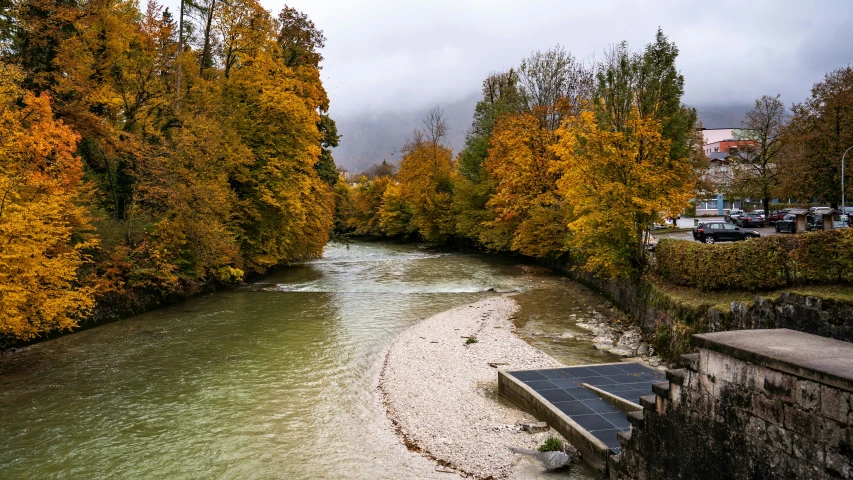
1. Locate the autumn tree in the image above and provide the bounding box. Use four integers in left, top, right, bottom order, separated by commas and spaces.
378, 182, 414, 237
728, 95, 787, 213
348, 175, 394, 236
484, 112, 568, 256
395, 107, 456, 242
554, 110, 691, 276
5, 0, 82, 92
361, 160, 396, 180
0, 67, 96, 340
553, 29, 695, 275
780, 67, 853, 205
518, 45, 594, 131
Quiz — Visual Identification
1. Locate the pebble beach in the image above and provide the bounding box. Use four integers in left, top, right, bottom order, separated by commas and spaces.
379, 295, 566, 479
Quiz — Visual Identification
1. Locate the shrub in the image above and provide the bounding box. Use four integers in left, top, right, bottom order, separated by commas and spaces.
465, 336, 478, 345
538, 436, 564, 452
654, 229, 853, 291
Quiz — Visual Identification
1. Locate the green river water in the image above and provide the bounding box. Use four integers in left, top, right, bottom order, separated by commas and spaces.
0, 241, 618, 479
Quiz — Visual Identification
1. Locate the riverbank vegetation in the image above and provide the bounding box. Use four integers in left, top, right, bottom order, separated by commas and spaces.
338, 30, 702, 278
0, 1, 338, 342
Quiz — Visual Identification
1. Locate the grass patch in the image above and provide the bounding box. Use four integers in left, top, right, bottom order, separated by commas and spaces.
465, 336, 478, 345
645, 273, 772, 312
538, 436, 564, 452
785, 284, 853, 303
648, 274, 853, 311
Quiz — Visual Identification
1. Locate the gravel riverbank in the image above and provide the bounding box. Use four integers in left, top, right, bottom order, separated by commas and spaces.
379, 296, 566, 479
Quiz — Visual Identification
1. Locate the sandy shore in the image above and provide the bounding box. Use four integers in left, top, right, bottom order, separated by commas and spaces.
379, 295, 565, 479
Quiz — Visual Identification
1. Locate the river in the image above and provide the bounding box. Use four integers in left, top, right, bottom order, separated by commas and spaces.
0, 241, 618, 479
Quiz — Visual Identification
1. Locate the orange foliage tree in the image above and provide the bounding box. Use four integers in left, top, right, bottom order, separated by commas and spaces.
484, 112, 570, 256
0, 70, 96, 340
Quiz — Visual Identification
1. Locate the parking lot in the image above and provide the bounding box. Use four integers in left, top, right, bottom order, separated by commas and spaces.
653, 216, 783, 242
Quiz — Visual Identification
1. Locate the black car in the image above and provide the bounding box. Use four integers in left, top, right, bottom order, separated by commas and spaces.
693, 221, 761, 244
737, 211, 765, 228
775, 214, 797, 234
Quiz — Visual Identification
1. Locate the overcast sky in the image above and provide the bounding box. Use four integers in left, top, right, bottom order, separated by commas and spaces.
162, 0, 853, 168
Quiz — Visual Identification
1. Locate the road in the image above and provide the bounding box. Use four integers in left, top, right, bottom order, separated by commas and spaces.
653, 216, 784, 242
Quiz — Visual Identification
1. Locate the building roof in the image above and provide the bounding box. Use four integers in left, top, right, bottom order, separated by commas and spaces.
708, 152, 730, 161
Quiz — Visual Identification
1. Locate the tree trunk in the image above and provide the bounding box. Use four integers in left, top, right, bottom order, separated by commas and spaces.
176, 0, 184, 109
199, 0, 216, 77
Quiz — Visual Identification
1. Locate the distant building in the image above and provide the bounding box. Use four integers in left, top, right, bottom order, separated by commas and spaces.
700, 128, 758, 155
337, 168, 353, 182
701, 128, 738, 145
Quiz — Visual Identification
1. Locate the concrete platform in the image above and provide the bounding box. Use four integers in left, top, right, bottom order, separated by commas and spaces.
498, 362, 664, 474
693, 328, 853, 392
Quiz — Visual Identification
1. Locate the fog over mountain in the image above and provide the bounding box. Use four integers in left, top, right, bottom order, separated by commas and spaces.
331, 94, 478, 174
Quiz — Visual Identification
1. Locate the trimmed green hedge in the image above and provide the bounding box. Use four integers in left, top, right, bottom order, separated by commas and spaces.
654, 229, 853, 290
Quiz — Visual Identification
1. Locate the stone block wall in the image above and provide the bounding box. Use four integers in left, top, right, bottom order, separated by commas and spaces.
541, 258, 853, 359
611, 331, 853, 480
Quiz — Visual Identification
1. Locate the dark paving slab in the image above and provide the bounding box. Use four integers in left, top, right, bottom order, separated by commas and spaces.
507, 362, 666, 454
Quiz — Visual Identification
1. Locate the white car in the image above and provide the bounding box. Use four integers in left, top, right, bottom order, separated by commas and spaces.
725, 209, 744, 223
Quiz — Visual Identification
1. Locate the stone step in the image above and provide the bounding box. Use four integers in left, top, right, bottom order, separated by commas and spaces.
652, 381, 670, 398
666, 368, 686, 386
680, 353, 699, 371
627, 410, 645, 427
639, 395, 656, 411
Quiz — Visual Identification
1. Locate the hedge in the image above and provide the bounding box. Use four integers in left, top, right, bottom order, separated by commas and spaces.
654, 229, 853, 291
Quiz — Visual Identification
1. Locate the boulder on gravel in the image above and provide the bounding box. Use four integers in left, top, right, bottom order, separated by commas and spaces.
507, 447, 572, 470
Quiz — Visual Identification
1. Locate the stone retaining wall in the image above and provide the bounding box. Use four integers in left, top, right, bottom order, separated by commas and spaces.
542, 258, 853, 360
611, 329, 853, 480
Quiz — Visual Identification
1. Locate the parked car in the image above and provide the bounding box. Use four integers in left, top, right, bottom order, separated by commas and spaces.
766, 209, 790, 225
725, 209, 744, 223
775, 214, 797, 234
692, 221, 760, 244
807, 214, 825, 231
833, 220, 850, 229
737, 211, 765, 228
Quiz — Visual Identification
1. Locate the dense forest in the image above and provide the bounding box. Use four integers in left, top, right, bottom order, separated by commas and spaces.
338, 31, 704, 278
0, 0, 339, 342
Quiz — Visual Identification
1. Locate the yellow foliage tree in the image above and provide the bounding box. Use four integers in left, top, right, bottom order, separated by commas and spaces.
0, 77, 96, 340
378, 182, 414, 237
484, 112, 569, 256
348, 176, 394, 236
218, 6, 334, 270
552, 109, 692, 276
395, 141, 455, 242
